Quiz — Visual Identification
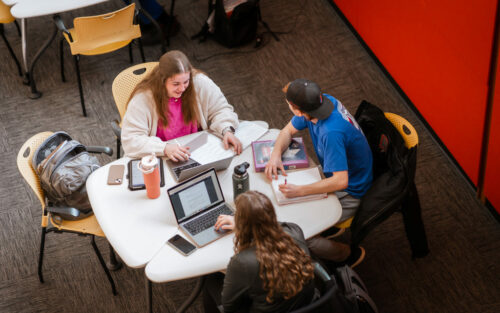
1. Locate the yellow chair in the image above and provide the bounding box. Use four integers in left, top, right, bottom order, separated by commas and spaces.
0, 2, 22, 76
54, 3, 145, 117
111, 61, 158, 158
17, 132, 118, 295
331, 113, 419, 232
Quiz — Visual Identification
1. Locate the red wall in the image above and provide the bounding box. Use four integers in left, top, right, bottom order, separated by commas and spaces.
333, 0, 499, 212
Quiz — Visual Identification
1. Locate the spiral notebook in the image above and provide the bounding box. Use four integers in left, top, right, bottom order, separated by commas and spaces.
271, 167, 327, 205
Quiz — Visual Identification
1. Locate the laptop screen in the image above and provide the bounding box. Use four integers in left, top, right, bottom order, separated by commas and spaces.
168, 169, 224, 223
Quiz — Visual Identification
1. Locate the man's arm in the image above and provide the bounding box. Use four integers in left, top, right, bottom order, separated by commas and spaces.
278, 170, 348, 198
264, 122, 299, 180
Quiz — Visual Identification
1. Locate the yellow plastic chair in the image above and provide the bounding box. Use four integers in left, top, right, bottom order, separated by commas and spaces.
0, 2, 22, 76
333, 113, 419, 231
111, 61, 158, 158
54, 3, 145, 117
17, 132, 119, 295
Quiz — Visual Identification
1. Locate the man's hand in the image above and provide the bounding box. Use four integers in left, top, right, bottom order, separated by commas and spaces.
223, 132, 242, 155
215, 214, 235, 231
265, 154, 287, 180
164, 144, 190, 162
278, 183, 303, 198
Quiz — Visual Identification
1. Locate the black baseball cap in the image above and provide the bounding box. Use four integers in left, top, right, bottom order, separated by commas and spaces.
285, 79, 334, 120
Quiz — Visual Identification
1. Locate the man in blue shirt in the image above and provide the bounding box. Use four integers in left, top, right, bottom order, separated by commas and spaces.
265, 79, 373, 268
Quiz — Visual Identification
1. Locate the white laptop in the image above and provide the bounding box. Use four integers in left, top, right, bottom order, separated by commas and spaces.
167, 168, 234, 247
166, 132, 233, 182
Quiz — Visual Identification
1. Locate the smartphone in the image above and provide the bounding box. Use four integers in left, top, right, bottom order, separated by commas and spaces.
167, 234, 196, 256
107, 165, 125, 185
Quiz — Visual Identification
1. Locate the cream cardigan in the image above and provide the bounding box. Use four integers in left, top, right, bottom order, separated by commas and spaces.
121, 73, 239, 158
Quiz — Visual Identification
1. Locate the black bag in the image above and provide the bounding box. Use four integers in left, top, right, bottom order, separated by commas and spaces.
33, 132, 100, 220
193, 0, 259, 48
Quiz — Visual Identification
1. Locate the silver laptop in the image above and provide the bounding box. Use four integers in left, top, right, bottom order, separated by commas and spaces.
166, 132, 234, 182
167, 168, 234, 247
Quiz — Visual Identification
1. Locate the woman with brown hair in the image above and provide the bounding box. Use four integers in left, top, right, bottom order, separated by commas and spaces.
121, 50, 242, 159
203, 191, 315, 313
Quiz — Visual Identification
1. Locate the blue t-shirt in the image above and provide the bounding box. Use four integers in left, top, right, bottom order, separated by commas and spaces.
291, 94, 373, 198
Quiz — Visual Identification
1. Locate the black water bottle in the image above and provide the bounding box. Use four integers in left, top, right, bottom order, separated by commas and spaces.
233, 162, 250, 199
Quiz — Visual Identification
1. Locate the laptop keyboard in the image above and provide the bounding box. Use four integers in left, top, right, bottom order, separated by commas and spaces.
184, 204, 233, 235
173, 160, 201, 178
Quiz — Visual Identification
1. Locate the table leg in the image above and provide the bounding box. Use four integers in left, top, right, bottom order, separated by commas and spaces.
107, 243, 123, 271
146, 277, 153, 313
27, 23, 58, 99
21, 18, 29, 85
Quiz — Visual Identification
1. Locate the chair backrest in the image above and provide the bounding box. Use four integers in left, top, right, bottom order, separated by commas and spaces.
16, 132, 54, 211
290, 263, 336, 313
70, 3, 141, 55
112, 62, 159, 120
0, 2, 15, 24
384, 112, 418, 148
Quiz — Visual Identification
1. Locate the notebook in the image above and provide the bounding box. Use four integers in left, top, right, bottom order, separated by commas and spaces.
167, 168, 235, 247
271, 167, 328, 205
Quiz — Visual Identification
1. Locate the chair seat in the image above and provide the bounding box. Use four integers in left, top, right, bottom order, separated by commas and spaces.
335, 216, 353, 229
50, 213, 105, 237
63, 29, 133, 56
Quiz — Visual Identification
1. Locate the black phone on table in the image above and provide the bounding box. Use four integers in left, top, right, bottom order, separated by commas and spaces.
167, 234, 196, 256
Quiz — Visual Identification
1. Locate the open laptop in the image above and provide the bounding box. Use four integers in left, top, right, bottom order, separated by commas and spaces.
166, 132, 234, 182
167, 168, 234, 247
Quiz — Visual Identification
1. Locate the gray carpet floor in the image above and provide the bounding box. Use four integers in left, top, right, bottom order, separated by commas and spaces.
1, 0, 499, 312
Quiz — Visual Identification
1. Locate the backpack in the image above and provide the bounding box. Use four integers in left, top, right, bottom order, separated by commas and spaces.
193, 0, 259, 48
33, 132, 100, 220
312, 264, 378, 313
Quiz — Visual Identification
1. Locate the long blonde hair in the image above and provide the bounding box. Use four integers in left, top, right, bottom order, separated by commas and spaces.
129, 50, 199, 127
234, 191, 314, 303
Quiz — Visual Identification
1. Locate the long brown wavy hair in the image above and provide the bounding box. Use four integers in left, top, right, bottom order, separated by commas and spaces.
234, 191, 314, 303
128, 50, 199, 127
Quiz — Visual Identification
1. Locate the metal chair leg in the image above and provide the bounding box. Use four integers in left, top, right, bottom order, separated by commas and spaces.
91, 235, 117, 295
107, 242, 122, 271
138, 38, 145, 62
73, 55, 87, 117
116, 138, 121, 159
59, 39, 66, 82
14, 20, 21, 37
128, 44, 133, 64
38, 227, 47, 283
0, 25, 23, 76
176, 276, 205, 313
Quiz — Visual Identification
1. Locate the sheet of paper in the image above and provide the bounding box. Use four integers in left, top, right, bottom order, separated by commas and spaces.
190, 133, 234, 164
271, 167, 327, 205
235, 121, 268, 149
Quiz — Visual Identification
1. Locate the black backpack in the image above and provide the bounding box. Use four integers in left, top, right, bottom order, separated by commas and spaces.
33, 132, 100, 220
193, 0, 259, 48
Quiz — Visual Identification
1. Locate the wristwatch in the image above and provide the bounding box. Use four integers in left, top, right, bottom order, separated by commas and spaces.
222, 126, 235, 136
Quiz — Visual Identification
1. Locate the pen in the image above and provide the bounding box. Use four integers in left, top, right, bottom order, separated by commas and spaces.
285, 178, 287, 185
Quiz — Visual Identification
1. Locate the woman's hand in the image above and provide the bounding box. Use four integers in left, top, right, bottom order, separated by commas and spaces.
215, 214, 235, 231
278, 183, 303, 198
164, 143, 190, 162
223, 132, 242, 155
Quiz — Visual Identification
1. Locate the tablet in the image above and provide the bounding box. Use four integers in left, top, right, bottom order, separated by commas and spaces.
127, 157, 165, 191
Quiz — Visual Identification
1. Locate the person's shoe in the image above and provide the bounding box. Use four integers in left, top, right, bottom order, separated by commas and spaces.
320, 226, 345, 239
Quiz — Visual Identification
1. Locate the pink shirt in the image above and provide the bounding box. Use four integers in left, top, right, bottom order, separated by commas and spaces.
156, 98, 198, 141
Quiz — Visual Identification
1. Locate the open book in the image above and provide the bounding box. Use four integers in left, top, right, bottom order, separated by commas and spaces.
271, 167, 327, 205
190, 121, 268, 164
